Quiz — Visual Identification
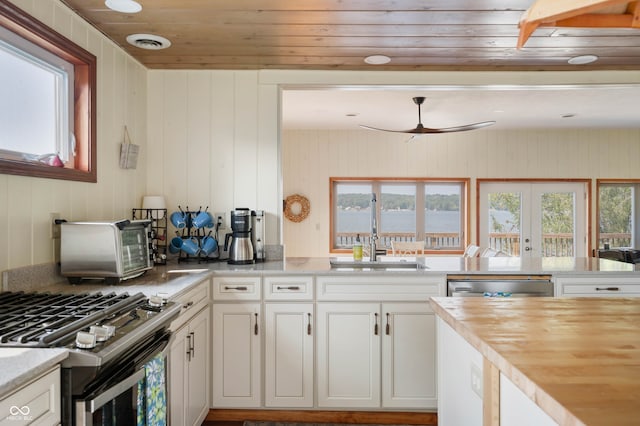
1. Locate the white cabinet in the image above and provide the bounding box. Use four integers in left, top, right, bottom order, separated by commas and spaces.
211, 303, 262, 407
264, 303, 314, 407
316, 301, 438, 410
317, 302, 381, 408
169, 280, 210, 426
554, 275, 640, 297
0, 366, 60, 426
382, 303, 437, 409
315, 274, 443, 410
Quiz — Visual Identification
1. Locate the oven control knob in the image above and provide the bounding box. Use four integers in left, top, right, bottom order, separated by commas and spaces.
149, 295, 165, 307
76, 331, 97, 349
89, 325, 110, 342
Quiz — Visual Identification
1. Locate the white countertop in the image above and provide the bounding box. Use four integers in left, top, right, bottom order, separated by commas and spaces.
0, 348, 68, 399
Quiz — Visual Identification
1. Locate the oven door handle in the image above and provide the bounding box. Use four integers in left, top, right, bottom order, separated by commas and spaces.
86, 368, 146, 413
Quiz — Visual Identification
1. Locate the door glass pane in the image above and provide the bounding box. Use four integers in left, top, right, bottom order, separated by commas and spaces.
599, 185, 632, 248
487, 192, 521, 255
380, 184, 416, 247
540, 192, 575, 256
425, 183, 462, 249
334, 183, 372, 248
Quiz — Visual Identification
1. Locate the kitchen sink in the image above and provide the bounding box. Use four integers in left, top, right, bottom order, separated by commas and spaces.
329, 256, 425, 270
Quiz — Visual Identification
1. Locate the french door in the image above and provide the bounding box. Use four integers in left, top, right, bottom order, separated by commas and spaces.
479, 182, 587, 257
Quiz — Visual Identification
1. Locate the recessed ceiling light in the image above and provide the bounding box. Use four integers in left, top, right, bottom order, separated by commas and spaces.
105, 0, 142, 13
568, 55, 598, 65
126, 34, 172, 50
364, 55, 391, 65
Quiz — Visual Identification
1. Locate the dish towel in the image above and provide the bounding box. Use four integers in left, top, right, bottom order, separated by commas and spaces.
136, 353, 167, 426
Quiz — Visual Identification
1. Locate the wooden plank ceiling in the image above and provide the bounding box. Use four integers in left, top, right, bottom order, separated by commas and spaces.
59, 0, 640, 70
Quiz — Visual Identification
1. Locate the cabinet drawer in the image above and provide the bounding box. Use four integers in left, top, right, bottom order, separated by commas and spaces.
316, 274, 446, 301
170, 279, 210, 329
212, 276, 261, 300
556, 276, 640, 297
0, 366, 60, 425
264, 276, 313, 300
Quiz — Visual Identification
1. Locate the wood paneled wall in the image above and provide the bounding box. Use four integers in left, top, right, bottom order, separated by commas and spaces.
0, 0, 147, 271
145, 70, 280, 247
282, 128, 640, 257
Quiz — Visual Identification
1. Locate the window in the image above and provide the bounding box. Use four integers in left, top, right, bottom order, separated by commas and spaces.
0, 1, 96, 182
597, 180, 640, 249
331, 178, 468, 253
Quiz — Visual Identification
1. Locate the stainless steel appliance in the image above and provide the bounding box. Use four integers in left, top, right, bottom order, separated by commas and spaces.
224, 208, 254, 264
0, 290, 180, 425
60, 220, 153, 284
448, 276, 553, 297
251, 210, 265, 261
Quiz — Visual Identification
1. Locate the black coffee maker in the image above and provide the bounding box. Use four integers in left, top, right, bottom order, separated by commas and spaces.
224, 208, 255, 264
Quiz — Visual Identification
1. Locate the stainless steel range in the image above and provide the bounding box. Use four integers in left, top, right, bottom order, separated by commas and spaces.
0, 291, 181, 425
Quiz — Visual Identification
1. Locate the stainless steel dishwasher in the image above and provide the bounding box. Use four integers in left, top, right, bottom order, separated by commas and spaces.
447, 275, 553, 297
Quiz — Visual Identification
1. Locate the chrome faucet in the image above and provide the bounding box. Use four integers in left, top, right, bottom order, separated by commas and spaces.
370, 193, 378, 261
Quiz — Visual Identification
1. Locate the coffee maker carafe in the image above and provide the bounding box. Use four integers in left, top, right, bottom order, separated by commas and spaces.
224, 208, 254, 264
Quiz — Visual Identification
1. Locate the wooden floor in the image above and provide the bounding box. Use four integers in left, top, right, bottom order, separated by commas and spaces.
202, 410, 438, 426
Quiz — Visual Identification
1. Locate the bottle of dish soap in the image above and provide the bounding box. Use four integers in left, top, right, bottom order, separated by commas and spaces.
353, 234, 363, 261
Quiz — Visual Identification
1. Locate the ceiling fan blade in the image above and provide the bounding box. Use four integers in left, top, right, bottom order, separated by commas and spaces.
358, 124, 425, 133
359, 121, 495, 134
426, 120, 496, 133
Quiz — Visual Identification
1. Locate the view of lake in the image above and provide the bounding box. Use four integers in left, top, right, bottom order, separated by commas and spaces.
337, 209, 516, 233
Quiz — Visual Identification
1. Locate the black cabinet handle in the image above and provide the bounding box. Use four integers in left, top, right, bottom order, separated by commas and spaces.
225, 286, 248, 291
385, 313, 390, 335
596, 287, 620, 291
307, 313, 312, 335
186, 334, 192, 362
254, 313, 259, 335
276, 286, 300, 290
189, 331, 195, 358
374, 313, 379, 336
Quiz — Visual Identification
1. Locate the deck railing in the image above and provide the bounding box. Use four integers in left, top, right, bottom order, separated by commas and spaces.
336, 232, 633, 256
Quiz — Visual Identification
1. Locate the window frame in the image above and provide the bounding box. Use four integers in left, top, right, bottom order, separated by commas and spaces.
330, 177, 470, 254
596, 179, 640, 250
0, 0, 96, 182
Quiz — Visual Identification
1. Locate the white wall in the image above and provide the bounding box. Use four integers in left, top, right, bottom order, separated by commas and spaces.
0, 0, 147, 271
145, 71, 280, 246
282, 128, 640, 257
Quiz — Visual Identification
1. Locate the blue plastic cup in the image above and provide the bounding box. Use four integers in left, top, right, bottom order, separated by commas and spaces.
200, 236, 218, 256
192, 211, 213, 229
170, 211, 187, 229
181, 238, 200, 256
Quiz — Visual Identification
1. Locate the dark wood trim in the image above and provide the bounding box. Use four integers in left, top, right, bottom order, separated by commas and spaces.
206, 409, 437, 425
0, 0, 97, 183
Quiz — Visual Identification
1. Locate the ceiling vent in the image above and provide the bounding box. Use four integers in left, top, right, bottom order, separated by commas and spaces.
126, 34, 171, 50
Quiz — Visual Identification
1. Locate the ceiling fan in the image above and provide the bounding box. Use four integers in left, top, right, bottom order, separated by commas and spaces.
359, 97, 495, 134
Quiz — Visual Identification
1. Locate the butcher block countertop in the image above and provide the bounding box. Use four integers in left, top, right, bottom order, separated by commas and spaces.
429, 297, 640, 426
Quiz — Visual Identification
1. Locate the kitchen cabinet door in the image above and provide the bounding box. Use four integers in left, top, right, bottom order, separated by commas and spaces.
186, 307, 210, 426
264, 303, 314, 407
212, 303, 262, 407
382, 303, 437, 409
316, 303, 381, 408
169, 306, 210, 426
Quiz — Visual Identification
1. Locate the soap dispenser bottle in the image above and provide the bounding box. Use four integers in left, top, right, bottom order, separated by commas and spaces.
353, 234, 363, 261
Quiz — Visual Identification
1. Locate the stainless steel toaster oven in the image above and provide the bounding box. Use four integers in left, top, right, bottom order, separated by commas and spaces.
60, 219, 153, 284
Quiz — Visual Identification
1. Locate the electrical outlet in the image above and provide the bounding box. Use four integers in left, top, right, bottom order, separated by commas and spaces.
470, 362, 483, 398
50, 213, 61, 239
214, 212, 226, 229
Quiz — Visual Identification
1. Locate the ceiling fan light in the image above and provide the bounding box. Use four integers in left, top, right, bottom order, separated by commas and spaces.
364, 55, 391, 65
105, 0, 142, 13
568, 55, 598, 65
